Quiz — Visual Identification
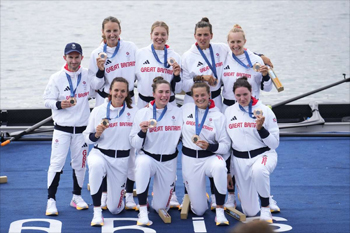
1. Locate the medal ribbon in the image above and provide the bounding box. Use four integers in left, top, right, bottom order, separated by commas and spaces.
153, 104, 168, 122
239, 100, 255, 119
196, 44, 217, 78
195, 105, 209, 136
232, 50, 253, 69
151, 44, 170, 68
106, 101, 126, 120
65, 73, 81, 98
103, 40, 121, 59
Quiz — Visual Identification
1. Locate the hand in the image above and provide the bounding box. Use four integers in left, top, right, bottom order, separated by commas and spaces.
258, 65, 269, 76
261, 55, 273, 68
96, 56, 106, 71
227, 174, 234, 190
255, 115, 265, 130
140, 121, 149, 133
195, 139, 209, 150
172, 61, 181, 76
95, 123, 108, 138
60, 100, 74, 109
202, 75, 217, 86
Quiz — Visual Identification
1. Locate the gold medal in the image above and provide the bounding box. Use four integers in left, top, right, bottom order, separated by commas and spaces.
99, 52, 107, 60
69, 97, 77, 105
101, 118, 109, 126
191, 135, 200, 144
253, 62, 261, 72
167, 57, 175, 66
253, 109, 263, 118
148, 119, 157, 128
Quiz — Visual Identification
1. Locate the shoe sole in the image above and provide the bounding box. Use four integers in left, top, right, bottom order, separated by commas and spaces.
70, 202, 89, 210
216, 221, 229, 226
270, 209, 280, 213
137, 220, 153, 226
101, 206, 107, 210
91, 222, 104, 227
46, 211, 58, 216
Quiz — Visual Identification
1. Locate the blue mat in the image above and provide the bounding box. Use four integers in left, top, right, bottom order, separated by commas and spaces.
1, 137, 349, 233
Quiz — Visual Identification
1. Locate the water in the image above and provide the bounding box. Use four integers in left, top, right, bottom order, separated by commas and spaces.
1, 0, 349, 109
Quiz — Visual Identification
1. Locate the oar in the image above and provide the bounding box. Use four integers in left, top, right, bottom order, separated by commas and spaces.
272, 76, 350, 109
1, 116, 53, 146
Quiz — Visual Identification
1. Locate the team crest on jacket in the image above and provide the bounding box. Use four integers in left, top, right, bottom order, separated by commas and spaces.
82, 81, 87, 91
172, 115, 176, 125
126, 112, 131, 121
54, 139, 59, 148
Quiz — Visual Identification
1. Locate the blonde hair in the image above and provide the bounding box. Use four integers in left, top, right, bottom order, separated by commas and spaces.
227, 24, 246, 41
151, 21, 169, 35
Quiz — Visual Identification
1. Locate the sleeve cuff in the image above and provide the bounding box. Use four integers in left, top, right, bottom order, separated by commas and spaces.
96, 69, 105, 79
138, 130, 147, 138
56, 101, 62, 110
207, 143, 219, 152
258, 127, 270, 139
89, 133, 99, 142
173, 74, 181, 82
226, 156, 231, 174
262, 73, 270, 82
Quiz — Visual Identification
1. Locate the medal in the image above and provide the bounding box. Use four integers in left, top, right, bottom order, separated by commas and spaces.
253, 109, 263, 118
191, 135, 200, 144
253, 62, 261, 72
167, 57, 175, 66
101, 118, 109, 126
148, 119, 157, 128
69, 97, 77, 105
98, 52, 107, 60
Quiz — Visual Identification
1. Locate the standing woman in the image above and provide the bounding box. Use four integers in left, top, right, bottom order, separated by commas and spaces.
221, 24, 272, 112
181, 82, 231, 225
130, 77, 182, 226
83, 77, 138, 226
89, 16, 138, 106
135, 21, 182, 109
224, 77, 279, 223
182, 17, 228, 111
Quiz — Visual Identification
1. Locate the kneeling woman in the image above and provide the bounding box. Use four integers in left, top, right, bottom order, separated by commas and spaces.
181, 81, 231, 225
224, 77, 279, 223
130, 77, 182, 226
83, 77, 138, 226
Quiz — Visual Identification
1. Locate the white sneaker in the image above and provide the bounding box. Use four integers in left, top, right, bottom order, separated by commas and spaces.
70, 194, 89, 210
170, 192, 180, 208
215, 207, 229, 226
137, 206, 153, 226
210, 194, 217, 210
101, 192, 107, 210
269, 195, 280, 212
91, 207, 104, 226
125, 193, 137, 210
224, 193, 237, 209
260, 207, 273, 223
46, 198, 58, 216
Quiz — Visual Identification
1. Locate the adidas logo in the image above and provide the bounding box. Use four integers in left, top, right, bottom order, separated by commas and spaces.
187, 114, 193, 118
224, 65, 230, 70
197, 61, 203, 67
82, 143, 88, 148
106, 60, 112, 65
64, 86, 70, 91
143, 60, 150, 65
230, 116, 237, 121
121, 183, 126, 188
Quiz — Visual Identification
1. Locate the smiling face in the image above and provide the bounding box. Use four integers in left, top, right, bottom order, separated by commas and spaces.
109, 81, 128, 107
153, 83, 171, 108
228, 32, 246, 56
194, 27, 213, 50
192, 87, 210, 109
151, 26, 168, 50
234, 86, 252, 107
102, 21, 121, 47
64, 52, 83, 72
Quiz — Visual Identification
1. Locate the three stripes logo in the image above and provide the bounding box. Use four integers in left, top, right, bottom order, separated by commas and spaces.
106, 60, 112, 65
187, 114, 193, 118
224, 65, 230, 70
197, 61, 203, 67
230, 116, 237, 121
82, 143, 88, 148
64, 86, 70, 91
143, 60, 150, 65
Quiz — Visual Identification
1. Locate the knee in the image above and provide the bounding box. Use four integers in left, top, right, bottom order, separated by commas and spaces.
191, 205, 207, 216
108, 205, 124, 215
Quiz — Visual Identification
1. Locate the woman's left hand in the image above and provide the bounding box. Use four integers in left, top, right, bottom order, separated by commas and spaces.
196, 139, 209, 150
255, 115, 265, 130
172, 61, 181, 76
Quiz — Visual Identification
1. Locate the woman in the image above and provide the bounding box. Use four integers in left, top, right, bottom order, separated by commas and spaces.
182, 17, 227, 111
89, 16, 138, 210
181, 81, 231, 225
89, 16, 138, 106
83, 77, 138, 226
135, 21, 182, 109
221, 24, 272, 112
224, 77, 279, 223
129, 77, 182, 226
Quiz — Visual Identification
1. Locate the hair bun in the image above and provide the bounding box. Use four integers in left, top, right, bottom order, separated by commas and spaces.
233, 24, 242, 29
153, 76, 164, 83
201, 17, 210, 23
